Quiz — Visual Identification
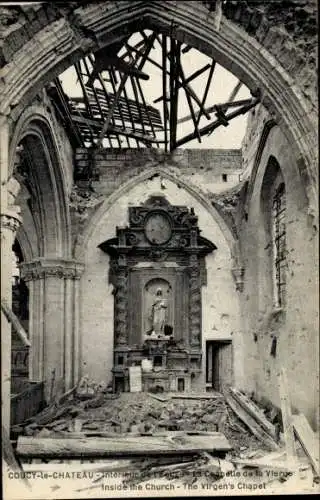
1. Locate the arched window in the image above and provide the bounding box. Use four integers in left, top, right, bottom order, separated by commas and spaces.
261, 156, 287, 311
272, 182, 286, 308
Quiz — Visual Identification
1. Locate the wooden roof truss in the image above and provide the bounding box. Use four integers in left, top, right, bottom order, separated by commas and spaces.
50, 30, 259, 151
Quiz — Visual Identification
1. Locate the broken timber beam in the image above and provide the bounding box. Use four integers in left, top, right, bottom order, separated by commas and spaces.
1, 299, 31, 347
292, 414, 320, 475
278, 368, 297, 463
224, 390, 279, 451
17, 433, 232, 459
229, 387, 277, 440
71, 115, 163, 144
230, 457, 296, 473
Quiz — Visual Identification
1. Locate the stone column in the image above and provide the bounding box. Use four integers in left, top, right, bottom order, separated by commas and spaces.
20, 259, 84, 401
188, 253, 201, 347
1, 211, 22, 431
114, 254, 128, 346
1, 113, 23, 431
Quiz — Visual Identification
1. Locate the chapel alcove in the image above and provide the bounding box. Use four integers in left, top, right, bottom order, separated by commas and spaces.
99, 195, 216, 392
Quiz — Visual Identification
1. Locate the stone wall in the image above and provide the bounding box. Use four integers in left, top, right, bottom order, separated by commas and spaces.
76, 151, 243, 387
204, 0, 318, 106
239, 114, 319, 428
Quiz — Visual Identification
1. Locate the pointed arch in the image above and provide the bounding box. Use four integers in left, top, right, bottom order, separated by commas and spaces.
9, 109, 72, 258
74, 166, 237, 260
0, 1, 316, 207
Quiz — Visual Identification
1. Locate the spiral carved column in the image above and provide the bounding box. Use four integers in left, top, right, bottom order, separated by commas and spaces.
189, 253, 201, 347
114, 254, 128, 346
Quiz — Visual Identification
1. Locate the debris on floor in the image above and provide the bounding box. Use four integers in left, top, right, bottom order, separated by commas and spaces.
10, 381, 319, 495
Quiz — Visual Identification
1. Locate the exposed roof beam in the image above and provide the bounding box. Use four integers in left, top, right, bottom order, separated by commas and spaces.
162, 34, 169, 152
196, 60, 216, 126
177, 97, 254, 125
178, 63, 201, 144
175, 97, 259, 147
169, 39, 180, 151
72, 115, 164, 144
154, 63, 211, 104
97, 33, 156, 146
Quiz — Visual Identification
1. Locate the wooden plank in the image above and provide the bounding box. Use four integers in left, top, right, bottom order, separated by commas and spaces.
96, 32, 156, 146
2, 426, 21, 471
175, 97, 259, 147
179, 64, 201, 143
17, 433, 232, 458
224, 390, 279, 451
170, 393, 223, 400
292, 414, 320, 475
196, 60, 216, 126
22, 459, 134, 474
83, 57, 119, 147
229, 387, 277, 440
278, 368, 297, 462
230, 457, 296, 472
85, 87, 162, 119
148, 393, 171, 402
71, 115, 163, 143
162, 34, 168, 151
91, 54, 130, 148
80, 89, 163, 125
154, 63, 211, 104
1, 299, 31, 347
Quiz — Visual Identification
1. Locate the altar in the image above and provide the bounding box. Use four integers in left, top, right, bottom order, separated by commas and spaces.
98, 195, 216, 392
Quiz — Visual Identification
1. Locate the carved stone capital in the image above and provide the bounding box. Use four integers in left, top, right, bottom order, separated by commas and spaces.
231, 266, 245, 292
0, 209, 22, 232
20, 258, 85, 282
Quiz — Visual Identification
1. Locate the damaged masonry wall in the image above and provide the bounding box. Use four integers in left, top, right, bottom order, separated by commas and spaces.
239, 106, 319, 429
63, 141, 319, 429
72, 149, 244, 390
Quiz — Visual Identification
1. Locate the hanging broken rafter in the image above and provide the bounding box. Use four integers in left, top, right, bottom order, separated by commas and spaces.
49, 29, 259, 151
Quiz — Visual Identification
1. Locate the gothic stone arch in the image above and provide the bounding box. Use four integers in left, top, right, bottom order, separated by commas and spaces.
9, 110, 72, 258
0, 1, 317, 207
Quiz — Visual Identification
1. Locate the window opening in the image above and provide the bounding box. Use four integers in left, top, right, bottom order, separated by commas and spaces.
272, 183, 286, 308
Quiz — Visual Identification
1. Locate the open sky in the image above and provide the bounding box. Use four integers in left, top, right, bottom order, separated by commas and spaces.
58, 31, 251, 149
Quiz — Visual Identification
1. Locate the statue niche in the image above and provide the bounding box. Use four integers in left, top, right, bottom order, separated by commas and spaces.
98, 195, 216, 393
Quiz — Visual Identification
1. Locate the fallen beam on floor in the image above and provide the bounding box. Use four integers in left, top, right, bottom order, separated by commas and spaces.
170, 392, 223, 400
229, 387, 277, 440
230, 457, 296, 472
292, 414, 320, 475
17, 432, 232, 459
224, 390, 279, 451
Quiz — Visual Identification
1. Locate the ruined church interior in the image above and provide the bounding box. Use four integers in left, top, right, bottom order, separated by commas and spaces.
1, 0, 319, 493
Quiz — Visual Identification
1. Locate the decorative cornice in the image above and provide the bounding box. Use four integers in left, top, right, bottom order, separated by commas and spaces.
20, 258, 85, 281
0, 209, 22, 232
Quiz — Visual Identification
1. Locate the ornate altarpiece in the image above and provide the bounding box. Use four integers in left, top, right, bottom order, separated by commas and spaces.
99, 195, 216, 392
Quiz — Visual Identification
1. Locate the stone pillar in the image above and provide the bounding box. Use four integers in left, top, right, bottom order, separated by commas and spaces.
20, 259, 84, 401
188, 253, 201, 347
1, 113, 23, 431
114, 254, 128, 346
1, 210, 22, 431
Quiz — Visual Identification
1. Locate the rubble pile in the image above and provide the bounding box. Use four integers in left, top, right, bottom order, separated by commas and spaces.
15, 389, 263, 455
12, 381, 318, 494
